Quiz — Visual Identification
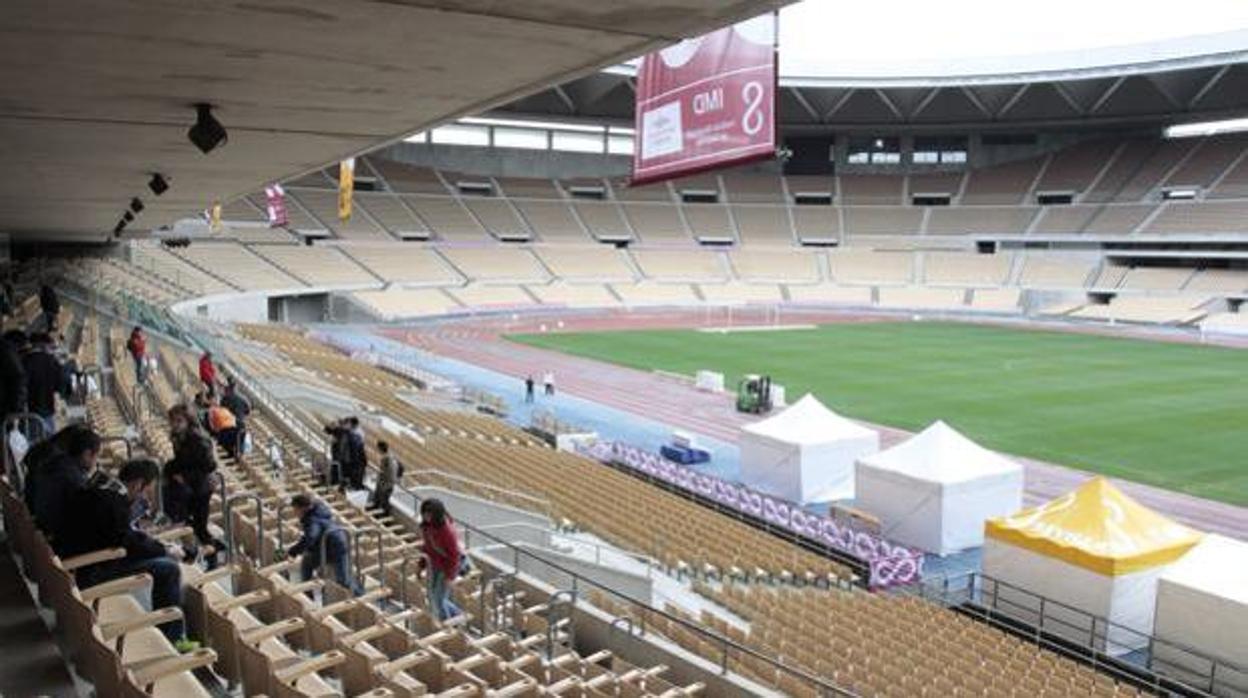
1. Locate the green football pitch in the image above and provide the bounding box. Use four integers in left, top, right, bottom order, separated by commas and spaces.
509, 321, 1248, 506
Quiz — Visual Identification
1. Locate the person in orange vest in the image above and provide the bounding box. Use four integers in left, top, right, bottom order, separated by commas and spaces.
206, 397, 240, 461
198, 351, 217, 397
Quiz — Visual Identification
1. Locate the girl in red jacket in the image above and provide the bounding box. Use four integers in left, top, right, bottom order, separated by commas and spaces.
419, 498, 463, 621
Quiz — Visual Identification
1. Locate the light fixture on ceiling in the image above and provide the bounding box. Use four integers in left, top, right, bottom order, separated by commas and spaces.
148, 173, 169, 196
1165, 117, 1248, 139
130, 198, 144, 214
123, 210, 135, 223
188, 103, 228, 154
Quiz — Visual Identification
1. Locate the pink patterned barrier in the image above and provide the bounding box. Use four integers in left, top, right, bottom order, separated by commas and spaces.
578, 440, 924, 589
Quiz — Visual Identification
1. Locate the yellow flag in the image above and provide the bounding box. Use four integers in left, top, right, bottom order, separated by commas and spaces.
209, 202, 223, 233
338, 158, 355, 221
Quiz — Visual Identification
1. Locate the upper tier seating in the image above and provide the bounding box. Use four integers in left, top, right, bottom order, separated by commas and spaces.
494, 176, 561, 199
732, 205, 794, 245
1082, 204, 1157, 236
828, 250, 913, 285
960, 158, 1043, 204
621, 203, 692, 243
682, 204, 736, 239
512, 200, 587, 241
1033, 139, 1120, 194
839, 175, 903, 205
1141, 201, 1248, 235
338, 244, 462, 285
1112, 140, 1195, 202
290, 189, 394, 240
722, 170, 786, 203
926, 206, 1038, 235
461, 197, 530, 238
354, 192, 428, 237
632, 249, 728, 282
1030, 204, 1100, 235
133, 244, 234, 296
438, 247, 549, 283
729, 249, 821, 283
365, 158, 448, 194
908, 171, 964, 197
533, 246, 635, 282
252, 245, 380, 286
525, 282, 619, 308
791, 205, 840, 241
401, 196, 486, 241
174, 244, 304, 291
842, 206, 923, 237
1161, 134, 1248, 189
923, 252, 1012, 286
572, 202, 633, 239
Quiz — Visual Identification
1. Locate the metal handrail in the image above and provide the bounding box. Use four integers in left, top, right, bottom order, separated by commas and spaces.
915, 570, 1247, 695
224, 493, 264, 565
352, 528, 386, 582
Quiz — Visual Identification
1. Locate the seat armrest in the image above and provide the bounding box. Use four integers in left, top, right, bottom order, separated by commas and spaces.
188, 564, 237, 589
63, 547, 127, 571
100, 607, 184, 642
273, 650, 346, 684
211, 589, 270, 613
128, 648, 217, 688
239, 617, 306, 645
80, 573, 151, 604
153, 526, 195, 542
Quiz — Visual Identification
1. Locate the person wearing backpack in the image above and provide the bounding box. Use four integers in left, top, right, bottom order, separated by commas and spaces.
60, 459, 199, 651
371, 440, 402, 516
285, 494, 362, 595
166, 404, 224, 568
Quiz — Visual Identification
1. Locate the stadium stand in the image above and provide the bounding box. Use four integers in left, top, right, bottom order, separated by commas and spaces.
839, 175, 904, 205
402, 196, 486, 241
611, 282, 701, 305
445, 284, 536, 308
289, 189, 394, 241
338, 244, 463, 285
878, 286, 967, 310
732, 205, 796, 244
1072, 295, 1211, 324
1033, 139, 1120, 195
729, 248, 822, 283
461, 197, 531, 239
1082, 204, 1157, 236
251, 245, 381, 287
1118, 267, 1195, 291
1185, 268, 1248, 293
632, 249, 729, 282
438, 246, 550, 283
722, 170, 787, 203
908, 171, 965, 198
841, 206, 923, 237
786, 284, 874, 305
960, 158, 1044, 205
1141, 200, 1248, 235
526, 282, 620, 308
172, 243, 305, 291
352, 287, 461, 319
923, 252, 1012, 286
682, 204, 737, 240
791, 205, 841, 242
698, 282, 784, 304
1029, 204, 1101, 235
354, 192, 430, 238
828, 249, 914, 285
571, 201, 634, 240
926, 206, 1038, 235
533, 245, 636, 282
621, 202, 693, 243
970, 287, 1023, 312
512, 200, 587, 241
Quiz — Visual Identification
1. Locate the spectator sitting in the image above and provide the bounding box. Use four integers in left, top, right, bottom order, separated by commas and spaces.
59, 459, 199, 651
23, 332, 70, 436
285, 494, 362, 595
28, 426, 100, 551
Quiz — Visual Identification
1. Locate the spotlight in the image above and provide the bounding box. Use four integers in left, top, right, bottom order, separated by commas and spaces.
123, 211, 135, 223
148, 173, 169, 196
113, 220, 126, 236
187, 103, 227, 154
130, 197, 144, 214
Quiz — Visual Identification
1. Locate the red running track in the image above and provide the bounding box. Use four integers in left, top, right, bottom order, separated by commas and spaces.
383, 307, 1248, 541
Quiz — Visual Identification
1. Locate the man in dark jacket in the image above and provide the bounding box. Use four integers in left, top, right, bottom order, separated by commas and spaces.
28, 426, 99, 550
285, 494, 361, 595
165, 404, 224, 567
22, 333, 69, 435
39, 283, 59, 332
220, 379, 251, 455
346, 417, 367, 490
60, 459, 197, 649
0, 330, 26, 422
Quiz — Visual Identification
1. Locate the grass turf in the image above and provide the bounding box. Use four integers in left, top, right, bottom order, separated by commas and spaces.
509, 321, 1248, 506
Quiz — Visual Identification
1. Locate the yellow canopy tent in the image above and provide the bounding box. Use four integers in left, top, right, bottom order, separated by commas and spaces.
982, 477, 1203, 655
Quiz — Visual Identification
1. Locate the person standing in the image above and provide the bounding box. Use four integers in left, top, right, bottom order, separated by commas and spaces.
38, 283, 60, 332
126, 326, 147, 384
165, 404, 224, 568
419, 498, 463, 622
60, 459, 199, 651
286, 494, 362, 595
0, 330, 27, 424
22, 333, 69, 436
220, 378, 252, 456
198, 351, 217, 398
346, 417, 367, 490
542, 370, 555, 397
371, 440, 400, 516
524, 375, 535, 404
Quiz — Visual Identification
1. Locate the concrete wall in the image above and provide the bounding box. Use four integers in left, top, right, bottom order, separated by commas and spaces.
475, 543, 653, 603
406, 485, 551, 541
383, 142, 630, 180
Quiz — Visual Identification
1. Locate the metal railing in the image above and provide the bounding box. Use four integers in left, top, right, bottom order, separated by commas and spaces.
908, 571, 1246, 696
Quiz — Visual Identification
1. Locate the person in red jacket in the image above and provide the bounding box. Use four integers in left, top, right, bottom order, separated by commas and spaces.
126, 326, 147, 383
419, 498, 463, 622
198, 351, 216, 397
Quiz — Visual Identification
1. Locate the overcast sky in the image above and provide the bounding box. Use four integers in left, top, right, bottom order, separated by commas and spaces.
778, 0, 1248, 79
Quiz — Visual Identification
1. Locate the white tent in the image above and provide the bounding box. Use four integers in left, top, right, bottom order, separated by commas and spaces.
982, 478, 1203, 656
855, 420, 1023, 555
738, 394, 879, 503
1153, 534, 1248, 695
